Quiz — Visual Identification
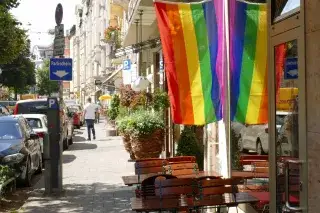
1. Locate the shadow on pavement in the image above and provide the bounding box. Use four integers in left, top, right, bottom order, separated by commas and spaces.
19, 183, 135, 213
69, 143, 97, 151
0, 173, 43, 212
63, 154, 76, 164
73, 135, 86, 142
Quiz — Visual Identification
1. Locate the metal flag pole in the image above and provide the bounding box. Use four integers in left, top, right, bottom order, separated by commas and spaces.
224, 0, 232, 178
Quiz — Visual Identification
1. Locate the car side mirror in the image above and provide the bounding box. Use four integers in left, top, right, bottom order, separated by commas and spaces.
30, 133, 39, 140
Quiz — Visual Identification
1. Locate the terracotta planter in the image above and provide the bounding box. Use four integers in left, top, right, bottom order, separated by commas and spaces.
131, 129, 164, 160
122, 134, 135, 160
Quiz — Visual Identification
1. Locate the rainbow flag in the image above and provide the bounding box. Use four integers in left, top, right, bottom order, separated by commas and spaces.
230, 0, 268, 124
154, 0, 224, 125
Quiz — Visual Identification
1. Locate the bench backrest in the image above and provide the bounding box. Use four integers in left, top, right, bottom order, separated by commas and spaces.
198, 178, 242, 198
139, 174, 177, 198
240, 155, 268, 165
252, 162, 269, 174
154, 178, 197, 198
168, 156, 196, 163
135, 159, 168, 175
164, 162, 199, 176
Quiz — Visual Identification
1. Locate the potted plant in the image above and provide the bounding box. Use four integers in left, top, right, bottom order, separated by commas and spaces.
104, 26, 122, 48
129, 110, 165, 159
176, 126, 204, 170
107, 94, 120, 126
152, 89, 170, 111
116, 114, 135, 160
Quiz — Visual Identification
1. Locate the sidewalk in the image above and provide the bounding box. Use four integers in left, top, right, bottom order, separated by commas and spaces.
18, 118, 135, 213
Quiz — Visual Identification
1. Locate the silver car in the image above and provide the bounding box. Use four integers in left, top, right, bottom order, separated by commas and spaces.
238, 111, 293, 155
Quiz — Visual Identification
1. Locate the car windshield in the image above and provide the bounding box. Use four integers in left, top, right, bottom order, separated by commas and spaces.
26, 118, 42, 129
0, 122, 22, 140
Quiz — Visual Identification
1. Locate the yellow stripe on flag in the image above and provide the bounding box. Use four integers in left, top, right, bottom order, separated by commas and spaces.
246, 5, 267, 124
178, 3, 205, 125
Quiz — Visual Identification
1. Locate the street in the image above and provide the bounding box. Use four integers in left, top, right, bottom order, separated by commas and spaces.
14, 118, 135, 213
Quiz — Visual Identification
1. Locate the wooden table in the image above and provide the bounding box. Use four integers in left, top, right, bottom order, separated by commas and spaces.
131, 192, 259, 212
122, 171, 221, 186
232, 171, 269, 179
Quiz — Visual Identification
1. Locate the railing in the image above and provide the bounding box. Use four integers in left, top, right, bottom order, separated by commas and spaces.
127, 0, 140, 24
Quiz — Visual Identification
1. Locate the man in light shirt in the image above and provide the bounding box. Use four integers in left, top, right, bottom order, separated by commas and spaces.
84, 97, 97, 140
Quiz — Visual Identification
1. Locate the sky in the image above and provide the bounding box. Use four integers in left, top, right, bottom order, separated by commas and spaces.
12, 0, 81, 48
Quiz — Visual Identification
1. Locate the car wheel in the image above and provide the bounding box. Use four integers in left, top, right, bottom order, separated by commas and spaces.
68, 136, 73, 145
63, 137, 68, 150
36, 154, 43, 174
256, 139, 265, 155
24, 158, 32, 187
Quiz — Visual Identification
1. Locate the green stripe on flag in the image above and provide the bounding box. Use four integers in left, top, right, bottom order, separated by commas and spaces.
191, 4, 215, 123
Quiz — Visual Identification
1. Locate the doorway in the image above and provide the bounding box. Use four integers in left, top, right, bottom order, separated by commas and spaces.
268, 1, 307, 211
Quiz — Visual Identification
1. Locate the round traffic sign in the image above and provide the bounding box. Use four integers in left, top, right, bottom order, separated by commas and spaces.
55, 3, 63, 25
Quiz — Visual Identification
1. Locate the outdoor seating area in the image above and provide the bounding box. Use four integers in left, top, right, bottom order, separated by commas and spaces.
122, 156, 264, 212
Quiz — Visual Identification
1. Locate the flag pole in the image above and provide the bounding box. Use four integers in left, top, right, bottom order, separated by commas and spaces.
224, 0, 232, 178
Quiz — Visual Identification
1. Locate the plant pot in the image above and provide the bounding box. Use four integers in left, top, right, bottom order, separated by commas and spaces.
131, 129, 164, 159
122, 134, 135, 160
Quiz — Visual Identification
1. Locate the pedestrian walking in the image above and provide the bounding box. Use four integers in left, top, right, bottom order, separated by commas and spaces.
84, 97, 96, 141
95, 102, 101, 124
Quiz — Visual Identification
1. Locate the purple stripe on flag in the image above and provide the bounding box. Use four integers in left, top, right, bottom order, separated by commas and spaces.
214, 0, 224, 117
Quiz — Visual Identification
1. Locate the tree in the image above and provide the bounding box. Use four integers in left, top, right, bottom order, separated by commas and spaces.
0, 41, 36, 99
0, 0, 27, 64
36, 60, 59, 96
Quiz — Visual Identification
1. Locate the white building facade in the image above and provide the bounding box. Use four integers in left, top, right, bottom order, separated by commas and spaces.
70, 0, 112, 104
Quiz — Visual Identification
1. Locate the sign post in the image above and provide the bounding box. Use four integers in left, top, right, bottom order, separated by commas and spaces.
44, 3, 67, 195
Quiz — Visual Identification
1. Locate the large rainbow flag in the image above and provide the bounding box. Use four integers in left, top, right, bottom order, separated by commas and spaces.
154, 0, 224, 125
230, 0, 268, 124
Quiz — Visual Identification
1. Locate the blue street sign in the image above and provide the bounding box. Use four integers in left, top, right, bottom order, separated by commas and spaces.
284, 57, 298, 80
49, 58, 73, 81
160, 60, 164, 72
47, 97, 59, 110
123, 59, 131, 70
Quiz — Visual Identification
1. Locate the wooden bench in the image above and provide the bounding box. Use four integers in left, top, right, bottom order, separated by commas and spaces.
135, 159, 168, 183
164, 162, 199, 176
168, 156, 196, 163
240, 155, 268, 166
248, 161, 300, 212
132, 177, 257, 212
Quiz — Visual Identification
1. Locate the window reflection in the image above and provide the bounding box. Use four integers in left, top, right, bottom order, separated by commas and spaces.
275, 40, 300, 212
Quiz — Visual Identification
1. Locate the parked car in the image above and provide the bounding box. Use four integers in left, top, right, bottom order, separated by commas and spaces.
68, 107, 81, 129
21, 114, 48, 158
0, 104, 10, 116
0, 115, 42, 186
238, 111, 293, 155
0, 101, 17, 114
67, 104, 84, 126
13, 99, 73, 150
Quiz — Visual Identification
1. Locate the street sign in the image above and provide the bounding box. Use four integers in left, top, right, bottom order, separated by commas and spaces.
54, 37, 65, 49
48, 97, 59, 109
284, 57, 298, 79
53, 49, 64, 57
49, 58, 73, 81
95, 79, 102, 86
54, 25, 64, 38
55, 3, 63, 25
123, 59, 131, 70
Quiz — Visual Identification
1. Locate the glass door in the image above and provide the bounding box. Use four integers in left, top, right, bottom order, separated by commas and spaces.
269, 27, 307, 212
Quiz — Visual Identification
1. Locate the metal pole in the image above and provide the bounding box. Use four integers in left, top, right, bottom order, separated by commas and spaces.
224, 0, 231, 178
139, 10, 143, 76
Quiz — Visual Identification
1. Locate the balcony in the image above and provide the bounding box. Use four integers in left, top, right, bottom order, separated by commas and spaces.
122, 0, 157, 46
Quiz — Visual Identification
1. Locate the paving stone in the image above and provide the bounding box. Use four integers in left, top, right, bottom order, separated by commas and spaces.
19, 118, 135, 213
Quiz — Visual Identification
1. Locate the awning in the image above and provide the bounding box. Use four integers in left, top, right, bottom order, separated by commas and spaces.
103, 65, 123, 84
114, 37, 161, 58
